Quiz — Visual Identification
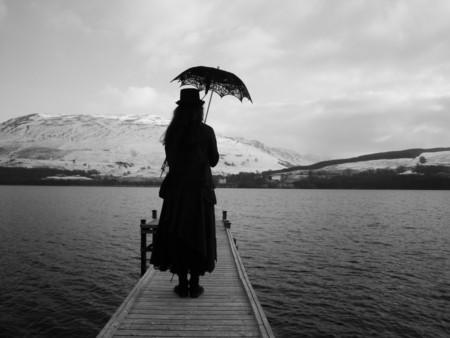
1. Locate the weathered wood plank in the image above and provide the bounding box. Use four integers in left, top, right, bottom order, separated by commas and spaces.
122, 318, 257, 325
125, 314, 255, 320
119, 323, 261, 330
127, 311, 254, 317
113, 329, 261, 337
130, 301, 253, 306
129, 310, 253, 316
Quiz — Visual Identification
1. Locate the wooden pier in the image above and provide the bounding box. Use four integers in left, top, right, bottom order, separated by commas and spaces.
97, 211, 275, 338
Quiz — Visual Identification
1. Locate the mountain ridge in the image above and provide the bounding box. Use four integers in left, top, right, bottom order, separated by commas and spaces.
267, 147, 450, 174
0, 113, 326, 177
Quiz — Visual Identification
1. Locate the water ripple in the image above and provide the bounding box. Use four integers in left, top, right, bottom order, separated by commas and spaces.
1, 187, 450, 337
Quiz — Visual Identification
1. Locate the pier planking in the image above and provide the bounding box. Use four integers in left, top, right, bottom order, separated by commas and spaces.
97, 214, 274, 338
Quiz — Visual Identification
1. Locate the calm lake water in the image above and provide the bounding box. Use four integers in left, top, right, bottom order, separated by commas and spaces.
1, 186, 449, 337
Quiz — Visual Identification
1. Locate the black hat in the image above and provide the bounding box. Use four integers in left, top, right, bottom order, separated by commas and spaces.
176, 88, 205, 106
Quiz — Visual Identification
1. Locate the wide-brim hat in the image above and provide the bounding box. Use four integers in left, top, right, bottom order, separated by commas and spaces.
176, 88, 205, 106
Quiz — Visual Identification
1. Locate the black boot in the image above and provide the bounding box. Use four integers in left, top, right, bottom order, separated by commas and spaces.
174, 273, 189, 297
189, 274, 204, 298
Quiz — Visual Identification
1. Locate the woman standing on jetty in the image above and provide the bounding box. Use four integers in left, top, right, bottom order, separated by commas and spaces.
150, 88, 219, 298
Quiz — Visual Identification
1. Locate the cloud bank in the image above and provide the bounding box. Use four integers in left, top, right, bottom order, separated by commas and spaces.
1, 0, 450, 158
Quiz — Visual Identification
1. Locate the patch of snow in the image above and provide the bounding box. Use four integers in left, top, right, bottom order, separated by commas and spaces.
323, 158, 414, 171
43, 175, 93, 180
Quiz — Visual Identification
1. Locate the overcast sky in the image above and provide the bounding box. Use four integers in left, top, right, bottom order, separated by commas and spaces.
1, 0, 450, 158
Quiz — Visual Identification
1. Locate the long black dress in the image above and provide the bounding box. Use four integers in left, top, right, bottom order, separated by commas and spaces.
150, 123, 219, 275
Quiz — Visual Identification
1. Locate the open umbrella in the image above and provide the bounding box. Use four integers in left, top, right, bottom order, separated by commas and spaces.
171, 66, 252, 122
161, 66, 252, 176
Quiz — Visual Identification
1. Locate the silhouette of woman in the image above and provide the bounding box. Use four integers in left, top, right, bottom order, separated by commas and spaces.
150, 88, 219, 298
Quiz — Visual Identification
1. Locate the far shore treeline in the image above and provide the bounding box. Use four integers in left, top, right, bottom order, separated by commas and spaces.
2, 165, 450, 189
224, 168, 450, 190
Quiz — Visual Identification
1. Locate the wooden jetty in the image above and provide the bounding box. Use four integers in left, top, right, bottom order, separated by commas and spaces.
97, 211, 275, 338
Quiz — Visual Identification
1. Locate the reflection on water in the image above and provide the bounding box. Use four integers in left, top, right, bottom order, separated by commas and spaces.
1, 186, 450, 337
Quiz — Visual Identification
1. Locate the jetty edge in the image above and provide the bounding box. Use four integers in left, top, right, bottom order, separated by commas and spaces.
97, 210, 275, 337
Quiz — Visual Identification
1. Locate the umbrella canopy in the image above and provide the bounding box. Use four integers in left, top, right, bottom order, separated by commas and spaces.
171, 66, 252, 103
171, 66, 252, 122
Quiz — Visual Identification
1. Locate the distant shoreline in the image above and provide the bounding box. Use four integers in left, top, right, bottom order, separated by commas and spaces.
2, 166, 450, 189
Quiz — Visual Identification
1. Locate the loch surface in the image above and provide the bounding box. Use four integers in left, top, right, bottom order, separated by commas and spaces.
1, 186, 449, 337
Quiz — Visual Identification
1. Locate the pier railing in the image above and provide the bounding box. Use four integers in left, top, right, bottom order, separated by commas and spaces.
139, 210, 231, 276
139, 210, 159, 276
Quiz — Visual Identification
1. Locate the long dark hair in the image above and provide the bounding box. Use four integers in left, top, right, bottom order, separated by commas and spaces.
162, 104, 204, 147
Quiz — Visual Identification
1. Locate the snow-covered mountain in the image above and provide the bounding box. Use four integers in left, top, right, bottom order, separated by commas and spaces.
280, 150, 450, 179
224, 137, 324, 167
0, 114, 325, 177
319, 152, 450, 172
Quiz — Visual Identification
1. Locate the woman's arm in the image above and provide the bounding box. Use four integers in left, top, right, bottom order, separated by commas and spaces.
208, 128, 219, 168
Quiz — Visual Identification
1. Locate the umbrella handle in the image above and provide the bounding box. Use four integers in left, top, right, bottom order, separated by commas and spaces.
204, 90, 214, 123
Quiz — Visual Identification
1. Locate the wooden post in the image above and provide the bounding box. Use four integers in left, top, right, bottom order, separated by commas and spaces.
140, 219, 147, 277
151, 210, 157, 254
223, 210, 231, 229
140, 210, 158, 277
